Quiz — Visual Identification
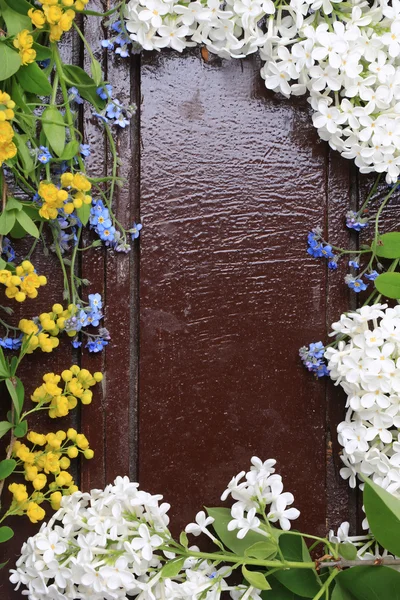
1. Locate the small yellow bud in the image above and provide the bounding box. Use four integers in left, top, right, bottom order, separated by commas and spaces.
61, 369, 73, 382
84, 449, 94, 459
67, 446, 78, 458
66, 428, 77, 441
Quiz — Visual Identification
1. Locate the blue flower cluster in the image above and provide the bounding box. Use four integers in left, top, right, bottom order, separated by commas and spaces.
307, 229, 338, 270
345, 271, 379, 293
101, 21, 139, 57
94, 84, 135, 128
69, 86, 84, 105
0, 335, 22, 350
50, 215, 79, 255
67, 294, 110, 353
299, 342, 329, 378
90, 199, 116, 244
345, 210, 368, 231
2, 237, 15, 262
37, 146, 52, 164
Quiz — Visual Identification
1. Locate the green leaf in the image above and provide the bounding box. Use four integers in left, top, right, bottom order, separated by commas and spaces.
363, 476, 400, 556
274, 534, 321, 598
0, 526, 14, 543
16, 62, 52, 96
179, 531, 188, 547
0, 346, 9, 378
331, 581, 357, 600
242, 566, 271, 591
0, 0, 31, 35
207, 507, 270, 555
0, 257, 5, 270
0, 422, 12, 438
372, 232, 400, 259
5, 377, 24, 419
0, 44, 21, 81
0, 209, 16, 235
262, 577, 303, 599
4, 0, 31, 14
13, 419, 27, 438
0, 458, 16, 480
76, 201, 91, 226
335, 566, 400, 600
375, 272, 400, 299
60, 140, 81, 161
5, 197, 23, 212
161, 557, 185, 578
244, 541, 278, 560
338, 543, 357, 561
63, 65, 106, 111
0, 561, 8, 569
32, 43, 52, 61
91, 57, 103, 86
14, 132, 34, 175
42, 106, 66, 157
16, 209, 40, 238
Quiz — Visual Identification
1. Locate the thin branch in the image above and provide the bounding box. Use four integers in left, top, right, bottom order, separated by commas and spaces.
317, 556, 400, 569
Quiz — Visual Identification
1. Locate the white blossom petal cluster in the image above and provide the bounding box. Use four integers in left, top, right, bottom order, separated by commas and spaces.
329, 520, 398, 561
326, 304, 400, 504
220, 456, 300, 532
124, 0, 400, 182
10, 458, 298, 600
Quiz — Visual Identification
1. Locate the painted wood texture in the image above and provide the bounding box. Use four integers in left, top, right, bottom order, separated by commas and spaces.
0, 37, 368, 595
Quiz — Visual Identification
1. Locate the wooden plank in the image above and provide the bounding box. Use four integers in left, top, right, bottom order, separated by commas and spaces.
139, 51, 335, 536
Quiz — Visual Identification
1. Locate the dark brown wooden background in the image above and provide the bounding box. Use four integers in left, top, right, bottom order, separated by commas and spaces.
0, 6, 386, 593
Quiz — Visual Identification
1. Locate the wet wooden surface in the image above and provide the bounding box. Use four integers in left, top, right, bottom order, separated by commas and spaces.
0, 27, 364, 596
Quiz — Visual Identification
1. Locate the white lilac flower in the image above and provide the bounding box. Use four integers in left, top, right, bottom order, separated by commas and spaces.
120, 0, 400, 181
12, 459, 300, 598
327, 305, 400, 499
185, 511, 215, 537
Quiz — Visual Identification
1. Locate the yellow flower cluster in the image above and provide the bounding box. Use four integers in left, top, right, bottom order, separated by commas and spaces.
9, 428, 93, 523
28, 0, 89, 43
38, 173, 92, 220
19, 302, 81, 353
13, 30, 36, 65
0, 91, 17, 165
0, 260, 47, 303
31, 365, 103, 418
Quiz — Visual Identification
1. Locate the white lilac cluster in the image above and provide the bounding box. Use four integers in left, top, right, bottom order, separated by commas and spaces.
325, 304, 400, 504
10, 458, 298, 600
329, 521, 396, 561
124, 0, 400, 183
220, 456, 300, 532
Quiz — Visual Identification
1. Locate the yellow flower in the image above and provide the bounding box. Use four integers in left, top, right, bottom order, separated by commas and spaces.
24, 465, 39, 481
9, 483, 28, 504
67, 446, 78, 458
50, 491, 62, 510
59, 9, 75, 31
72, 173, 91, 192
56, 471, 73, 486
84, 449, 94, 459
26, 501, 45, 523
66, 427, 77, 440
28, 8, 46, 28
19, 319, 39, 335
75, 433, 89, 450
13, 30, 36, 65
27, 432, 47, 446
32, 474, 47, 491
43, 4, 63, 24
